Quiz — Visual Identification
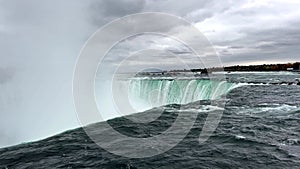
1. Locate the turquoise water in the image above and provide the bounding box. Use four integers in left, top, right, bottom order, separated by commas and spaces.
128, 79, 239, 109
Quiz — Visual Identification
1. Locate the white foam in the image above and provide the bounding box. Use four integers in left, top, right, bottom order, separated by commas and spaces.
168, 105, 224, 113
238, 104, 298, 115
258, 104, 297, 112
235, 135, 246, 139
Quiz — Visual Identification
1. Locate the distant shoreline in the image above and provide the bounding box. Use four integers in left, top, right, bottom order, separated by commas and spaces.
222, 62, 300, 72
134, 62, 300, 76
165, 62, 300, 73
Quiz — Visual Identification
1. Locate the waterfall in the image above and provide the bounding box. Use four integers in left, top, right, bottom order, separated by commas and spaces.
128, 79, 239, 110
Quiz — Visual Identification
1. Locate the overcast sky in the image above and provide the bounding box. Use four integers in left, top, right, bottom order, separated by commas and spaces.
1, 0, 300, 147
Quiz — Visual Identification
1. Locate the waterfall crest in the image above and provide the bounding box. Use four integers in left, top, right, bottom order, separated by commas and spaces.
128, 79, 239, 110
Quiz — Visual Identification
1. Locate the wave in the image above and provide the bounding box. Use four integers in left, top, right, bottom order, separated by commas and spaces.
256, 104, 297, 113
237, 104, 298, 115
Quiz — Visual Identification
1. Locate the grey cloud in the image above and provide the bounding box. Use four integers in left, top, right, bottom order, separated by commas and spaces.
171, 51, 193, 55
89, 0, 146, 26
96, 0, 145, 17
228, 46, 245, 49
208, 22, 300, 64
0, 67, 14, 84
145, 0, 211, 17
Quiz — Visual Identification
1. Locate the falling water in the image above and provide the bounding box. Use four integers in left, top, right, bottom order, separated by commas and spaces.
128, 79, 239, 110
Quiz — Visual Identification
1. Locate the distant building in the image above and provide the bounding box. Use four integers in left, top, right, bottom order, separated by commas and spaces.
287, 68, 294, 71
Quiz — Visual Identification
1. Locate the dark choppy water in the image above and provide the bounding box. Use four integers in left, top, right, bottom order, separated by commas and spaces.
1, 72, 300, 168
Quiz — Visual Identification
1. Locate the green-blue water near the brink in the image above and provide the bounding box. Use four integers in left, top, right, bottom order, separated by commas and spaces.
128, 79, 240, 110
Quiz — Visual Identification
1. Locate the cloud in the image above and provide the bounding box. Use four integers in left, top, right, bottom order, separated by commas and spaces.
88, 0, 146, 27
188, 0, 300, 65
92, 0, 146, 17
0, 67, 14, 84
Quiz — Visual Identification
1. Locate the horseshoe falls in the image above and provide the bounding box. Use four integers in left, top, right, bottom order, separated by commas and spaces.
128, 79, 240, 111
